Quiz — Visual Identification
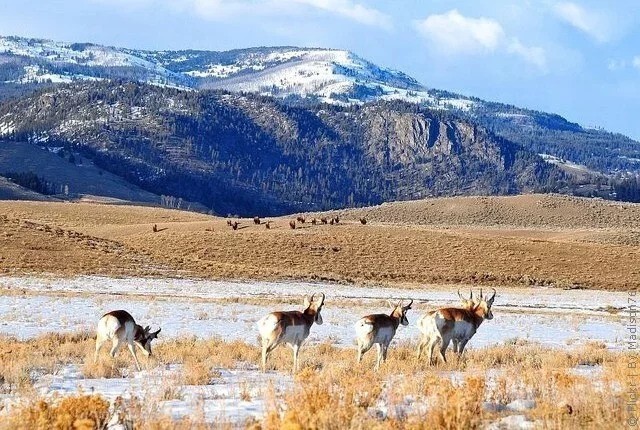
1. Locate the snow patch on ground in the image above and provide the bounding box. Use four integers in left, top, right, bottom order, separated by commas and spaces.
0, 276, 625, 349
1, 363, 291, 426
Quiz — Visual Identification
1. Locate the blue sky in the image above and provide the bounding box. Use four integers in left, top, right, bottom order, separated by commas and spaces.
1, 0, 639, 139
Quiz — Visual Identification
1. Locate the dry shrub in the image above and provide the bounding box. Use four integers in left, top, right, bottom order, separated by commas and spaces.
82, 353, 129, 379
423, 376, 485, 430
154, 337, 259, 369
0, 331, 93, 393
182, 359, 212, 385
2, 395, 110, 430
266, 366, 384, 429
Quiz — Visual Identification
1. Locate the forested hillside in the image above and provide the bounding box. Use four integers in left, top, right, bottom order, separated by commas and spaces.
0, 81, 564, 215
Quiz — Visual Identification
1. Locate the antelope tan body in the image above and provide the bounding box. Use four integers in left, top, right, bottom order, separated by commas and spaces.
355, 300, 412, 370
94, 310, 160, 371
257, 293, 325, 372
417, 289, 496, 364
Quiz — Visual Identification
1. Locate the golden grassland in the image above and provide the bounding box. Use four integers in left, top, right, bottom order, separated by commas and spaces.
0, 332, 628, 429
0, 194, 638, 289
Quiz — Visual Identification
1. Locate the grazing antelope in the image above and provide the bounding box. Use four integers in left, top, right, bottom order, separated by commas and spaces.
226, 220, 232, 227
257, 293, 325, 372
311, 218, 317, 225
94, 310, 161, 371
355, 300, 413, 370
289, 220, 296, 229
231, 221, 239, 230
334, 216, 340, 224
253, 216, 261, 225
152, 224, 158, 232
265, 221, 271, 229
417, 288, 496, 365
320, 217, 328, 224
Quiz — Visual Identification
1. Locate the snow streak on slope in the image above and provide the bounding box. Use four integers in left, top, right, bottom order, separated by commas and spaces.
0, 36, 476, 108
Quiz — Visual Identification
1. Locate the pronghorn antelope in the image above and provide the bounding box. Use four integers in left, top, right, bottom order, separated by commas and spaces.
257, 293, 325, 372
416, 288, 496, 365
453, 289, 478, 353
94, 310, 161, 371
354, 299, 413, 370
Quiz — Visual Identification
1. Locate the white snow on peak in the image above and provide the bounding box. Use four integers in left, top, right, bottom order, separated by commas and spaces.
0, 36, 478, 110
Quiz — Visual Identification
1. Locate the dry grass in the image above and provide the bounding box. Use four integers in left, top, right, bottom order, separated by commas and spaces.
1, 395, 110, 430
0, 195, 638, 290
0, 332, 628, 429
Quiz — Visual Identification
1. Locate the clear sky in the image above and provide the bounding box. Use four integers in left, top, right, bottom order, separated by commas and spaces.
1, 0, 639, 139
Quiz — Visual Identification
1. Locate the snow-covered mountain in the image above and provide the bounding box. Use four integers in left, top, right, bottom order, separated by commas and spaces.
0, 35, 473, 108
1, 35, 639, 176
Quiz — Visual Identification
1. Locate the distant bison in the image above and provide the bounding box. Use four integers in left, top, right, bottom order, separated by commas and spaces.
289, 220, 296, 229
296, 216, 306, 224
360, 218, 367, 225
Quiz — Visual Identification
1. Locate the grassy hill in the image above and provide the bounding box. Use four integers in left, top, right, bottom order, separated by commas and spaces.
0, 140, 162, 204
0, 194, 637, 290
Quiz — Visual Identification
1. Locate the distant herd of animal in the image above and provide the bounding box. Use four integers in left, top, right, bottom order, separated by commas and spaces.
221, 215, 367, 231
94, 288, 496, 372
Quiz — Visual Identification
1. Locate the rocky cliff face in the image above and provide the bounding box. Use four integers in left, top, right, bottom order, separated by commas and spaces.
0, 81, 562, 214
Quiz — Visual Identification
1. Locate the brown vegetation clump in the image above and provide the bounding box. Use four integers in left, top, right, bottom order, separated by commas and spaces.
1, 395, 110, 430
423, 376, 486, 430
0, 333, 630, 429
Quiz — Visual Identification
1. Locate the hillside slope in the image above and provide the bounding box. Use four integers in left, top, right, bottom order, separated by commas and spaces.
0, 35, 638, 176
0, 195, 637, 290
0, 141, 162, 204
336, 193, 640, 229
0, 81, 563, 215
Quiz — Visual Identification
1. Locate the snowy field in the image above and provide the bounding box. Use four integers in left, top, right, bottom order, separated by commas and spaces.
0, 276, 625, 348
0, 276, 626, 427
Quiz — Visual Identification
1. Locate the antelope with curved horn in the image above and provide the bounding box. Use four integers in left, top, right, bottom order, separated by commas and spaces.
417, 288, 496, 365
354, 299, 413, 370
257, 292, 325, 372
94, 310, 161, 371
453, 288, 478, 354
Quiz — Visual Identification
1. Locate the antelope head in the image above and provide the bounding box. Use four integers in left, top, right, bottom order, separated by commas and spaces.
137, 326, 161, 356
390, 299, 413, 326
474, 288, 497, 320
304, 292, 325, 325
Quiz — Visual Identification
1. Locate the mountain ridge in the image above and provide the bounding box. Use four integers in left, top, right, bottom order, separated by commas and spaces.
1, 34, 638, 176
1, 35, 639, 210
0, 80, 564, 215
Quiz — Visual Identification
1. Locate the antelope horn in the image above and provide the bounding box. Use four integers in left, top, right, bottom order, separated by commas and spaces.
469, 289, 474, 300
317, 292, 325, 305
489, 288, 497, 301
457, 289, 464, 300
479, 288, 483, 299
404, 299, 413, 309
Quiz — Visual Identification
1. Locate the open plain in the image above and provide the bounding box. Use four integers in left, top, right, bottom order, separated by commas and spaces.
0, 194, 637, 428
